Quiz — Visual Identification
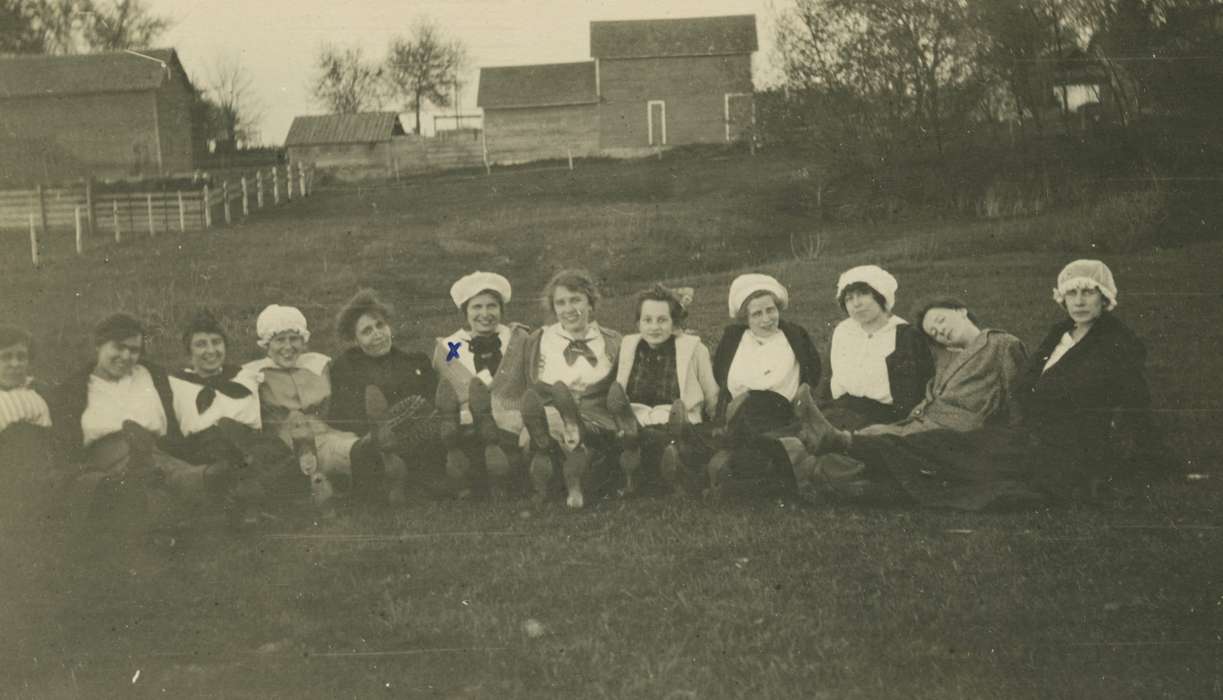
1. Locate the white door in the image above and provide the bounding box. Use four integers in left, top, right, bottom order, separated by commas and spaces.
647, 100, 667, 146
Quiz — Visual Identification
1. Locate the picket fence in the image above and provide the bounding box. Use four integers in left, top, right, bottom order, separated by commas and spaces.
2, 163, 314, 267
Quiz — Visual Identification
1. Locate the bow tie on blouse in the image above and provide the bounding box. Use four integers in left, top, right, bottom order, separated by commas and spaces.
562, 337, 598, 366
469, 334, 503, 374
175, 367, 252, 413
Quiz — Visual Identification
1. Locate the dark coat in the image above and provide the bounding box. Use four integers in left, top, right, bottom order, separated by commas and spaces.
49, 361, 181, 463
711, 319, 821, 420
328, 346, 437, 436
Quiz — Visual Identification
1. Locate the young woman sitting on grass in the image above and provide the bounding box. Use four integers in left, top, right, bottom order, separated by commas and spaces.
242, 305, 427, 507
168, 310, 295, 524
432, 272, 532, 500
328, 289, 438, 502
520, 269, 624, 509
51, 314, 243, 532
704, 274, 822, 496
793, 261, 1159, 508
610, 284, 719, 496
0, 325, 57, 532
823, 265, 934, 430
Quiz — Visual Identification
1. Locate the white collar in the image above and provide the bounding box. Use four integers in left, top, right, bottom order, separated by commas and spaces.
549, 322, 600, 343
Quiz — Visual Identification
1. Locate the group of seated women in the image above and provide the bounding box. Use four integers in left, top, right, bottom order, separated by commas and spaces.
0, 258, 1165, 533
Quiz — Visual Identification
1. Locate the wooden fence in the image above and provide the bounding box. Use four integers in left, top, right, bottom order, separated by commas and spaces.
1, 163, 314, 267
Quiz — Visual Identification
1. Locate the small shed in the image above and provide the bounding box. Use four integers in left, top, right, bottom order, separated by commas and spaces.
0, 48, 198, 185
284, 112, 407, 171
477, 61, 600, 164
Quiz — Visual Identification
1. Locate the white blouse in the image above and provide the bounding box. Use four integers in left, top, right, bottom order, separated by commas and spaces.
537, 322, 612, 392
80, 365, 167, 447
829, 315, 905, 405
726, 330, 800, 400
169, 371, 263, 437
0, 382, 52, 432
1042, 331, 1078, 373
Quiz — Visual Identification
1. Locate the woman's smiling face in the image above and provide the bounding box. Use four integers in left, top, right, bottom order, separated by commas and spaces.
354, 313, 393, 357
638, 299, 675, 346
552, 286, 592, 334
266, 331, 305, 368
188, 332, 227, 376
465, 292, 503, 335
745, 294, 781, 338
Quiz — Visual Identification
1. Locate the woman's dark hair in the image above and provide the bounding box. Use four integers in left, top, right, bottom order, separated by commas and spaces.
336, 289, 393, 342
542, 269, 600, 313
838, 281, 888, 314
912, 296, 980, 342
181, 309, 228, 352
735, 289, 785, 323
460, 289, 505, 316
0, 325, 33, 360
93, 313, 144, 347
634, 284, 688, 328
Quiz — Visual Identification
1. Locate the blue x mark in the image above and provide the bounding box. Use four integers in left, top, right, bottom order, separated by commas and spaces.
446, 341, 462, 361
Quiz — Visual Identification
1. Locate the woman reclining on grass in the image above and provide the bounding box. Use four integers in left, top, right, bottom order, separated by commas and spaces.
793, 260, 1161, 509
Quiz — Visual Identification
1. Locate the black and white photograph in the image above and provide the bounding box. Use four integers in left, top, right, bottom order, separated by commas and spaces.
1, 0, 1220, 696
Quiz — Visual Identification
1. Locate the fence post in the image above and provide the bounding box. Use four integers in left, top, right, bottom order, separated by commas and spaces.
147, 194, 155, 237
299, 162, 307, 196
272, 167, 280, 205
203, 185, 212, 229
241, 176, 250, 216
85, 178, 95, 237
256, 170, 264, 209
113, 199, 121, 242
286, 165, 294, 201
222, 181, 231, 224
29, 214, 39, 267
75, 206, 83, 255
177, 191, 185, 232
481, 130, 491, 176
568, 148, 574, 171
36, 184, 50, 240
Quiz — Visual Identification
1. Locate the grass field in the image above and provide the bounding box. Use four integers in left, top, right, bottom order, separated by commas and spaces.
2, 152, 1221, 699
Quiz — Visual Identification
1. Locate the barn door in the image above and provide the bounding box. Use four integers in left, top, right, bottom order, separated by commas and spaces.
725, 93, 754, 142
647, 100, 667, 146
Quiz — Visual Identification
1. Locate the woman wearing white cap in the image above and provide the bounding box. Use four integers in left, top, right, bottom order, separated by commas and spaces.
825, 265, 934, 429
242, 304, 424, 506
792, 260, 1160, 508
705, 273, 822, 494
520, 269, 623, 509
609, 284, 720, 496
432, 271, 532, 499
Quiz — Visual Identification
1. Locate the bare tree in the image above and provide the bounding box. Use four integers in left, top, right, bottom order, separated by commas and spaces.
82, 0, 169, 51
1, 0, 48, 53
384, 19, 467, 134
204, 56, 263, 147
310, 43, 384, 114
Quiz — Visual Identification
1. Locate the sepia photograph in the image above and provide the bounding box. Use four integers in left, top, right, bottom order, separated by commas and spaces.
1, 0, 1220, 697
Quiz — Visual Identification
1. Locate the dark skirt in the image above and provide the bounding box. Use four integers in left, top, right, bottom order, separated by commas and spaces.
821, 394, 902, 432
724, 390, 805, 490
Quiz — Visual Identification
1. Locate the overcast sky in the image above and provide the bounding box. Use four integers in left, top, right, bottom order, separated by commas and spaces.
147, 0, 785, 144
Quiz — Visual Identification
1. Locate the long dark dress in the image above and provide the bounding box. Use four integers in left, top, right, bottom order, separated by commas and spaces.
841, 313, 1159, 510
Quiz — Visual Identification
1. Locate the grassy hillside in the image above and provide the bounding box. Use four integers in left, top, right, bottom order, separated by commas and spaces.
3, 152, 1221, 698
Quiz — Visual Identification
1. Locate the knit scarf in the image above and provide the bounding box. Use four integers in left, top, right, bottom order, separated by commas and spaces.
469, 334, 503, 375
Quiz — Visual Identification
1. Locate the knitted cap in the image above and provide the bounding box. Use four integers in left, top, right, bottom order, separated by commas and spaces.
255, 304, 311, 348
836, 265, 898, 311
1053, 259, 1118, 310
728, 274, 789, 318
450, 271, 512, 309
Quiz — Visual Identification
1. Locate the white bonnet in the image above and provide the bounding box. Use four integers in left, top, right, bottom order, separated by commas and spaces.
836, 265, 898, 311
450, 271, 512, 309
255, 304, 311, 348
728, 274, 789, 319
1053, 259, 1118, 310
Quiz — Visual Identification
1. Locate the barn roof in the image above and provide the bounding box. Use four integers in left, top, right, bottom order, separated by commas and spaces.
0, 48, 191, 98
284, 112, 407, 146
477, 61, 597, 109
589, 15, 757, 59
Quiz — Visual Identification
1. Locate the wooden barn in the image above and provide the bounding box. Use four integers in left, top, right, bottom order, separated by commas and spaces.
0, 49, 199, 186
591, 15, 757, 152
477, 14, 756, 164
477, 61, 599, 164
283, 112, 407, 172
